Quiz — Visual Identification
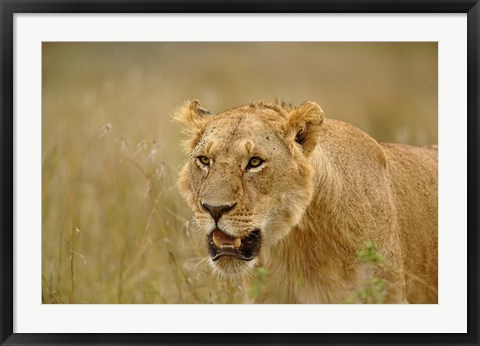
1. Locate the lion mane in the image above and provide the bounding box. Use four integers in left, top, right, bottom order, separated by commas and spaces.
175, 100, 437, 304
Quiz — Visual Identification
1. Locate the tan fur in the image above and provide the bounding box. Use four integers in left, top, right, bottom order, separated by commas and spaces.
175, 100, 438, 304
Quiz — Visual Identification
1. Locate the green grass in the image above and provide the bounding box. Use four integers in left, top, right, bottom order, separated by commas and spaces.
42, 42, 437, 303
346, 242, 387, 304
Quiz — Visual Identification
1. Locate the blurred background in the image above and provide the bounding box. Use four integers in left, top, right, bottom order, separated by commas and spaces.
42, 42, 437, 304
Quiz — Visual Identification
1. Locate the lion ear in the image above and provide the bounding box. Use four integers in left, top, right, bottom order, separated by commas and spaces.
173, 99, 211, 131
174, 99, 212, 152
285, 101, 324, 156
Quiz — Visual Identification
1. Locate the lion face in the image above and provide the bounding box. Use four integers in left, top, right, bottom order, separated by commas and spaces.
176, 100, 324, 276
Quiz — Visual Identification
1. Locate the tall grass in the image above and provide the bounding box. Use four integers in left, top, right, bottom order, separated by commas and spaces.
42, 122, 244, 303
41, 42, 437, 303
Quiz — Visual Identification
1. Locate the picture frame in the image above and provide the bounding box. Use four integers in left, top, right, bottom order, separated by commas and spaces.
1, 0, 478, 345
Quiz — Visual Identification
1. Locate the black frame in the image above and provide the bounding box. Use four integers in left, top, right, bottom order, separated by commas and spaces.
1, 1, 479, 345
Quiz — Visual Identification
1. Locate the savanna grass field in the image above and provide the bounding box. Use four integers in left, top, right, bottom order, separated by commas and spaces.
42, 42, 437, 304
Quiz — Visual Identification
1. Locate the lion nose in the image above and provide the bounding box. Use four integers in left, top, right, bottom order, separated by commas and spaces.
202, 203, 236, 223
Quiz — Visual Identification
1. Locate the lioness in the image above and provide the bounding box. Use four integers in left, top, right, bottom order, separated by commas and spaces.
176, 100, 438, 304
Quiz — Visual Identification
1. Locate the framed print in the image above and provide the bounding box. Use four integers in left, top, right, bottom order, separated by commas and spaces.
1, 1, 479, 345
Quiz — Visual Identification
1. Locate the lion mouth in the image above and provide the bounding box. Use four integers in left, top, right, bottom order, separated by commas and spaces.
207, 228, 261, 261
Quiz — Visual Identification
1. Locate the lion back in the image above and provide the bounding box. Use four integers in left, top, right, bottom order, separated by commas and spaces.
382, 143, 438, 303
314, 119, 437, 303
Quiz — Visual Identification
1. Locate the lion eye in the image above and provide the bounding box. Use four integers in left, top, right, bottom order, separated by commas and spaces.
247, 157, 264, 169
197, 156, 210, 166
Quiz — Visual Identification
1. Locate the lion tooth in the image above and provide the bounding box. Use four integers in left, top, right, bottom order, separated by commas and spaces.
212, 229, 241, 250
212, 234, 222, 248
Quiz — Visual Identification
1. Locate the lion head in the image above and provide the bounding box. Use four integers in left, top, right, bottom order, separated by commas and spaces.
175, 100, 324, 276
